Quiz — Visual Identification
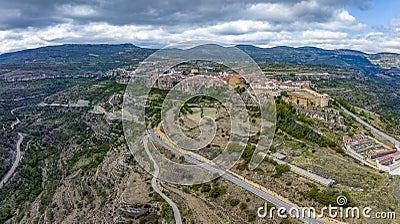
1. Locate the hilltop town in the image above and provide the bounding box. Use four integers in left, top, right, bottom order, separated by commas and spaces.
1, 45, 400, 224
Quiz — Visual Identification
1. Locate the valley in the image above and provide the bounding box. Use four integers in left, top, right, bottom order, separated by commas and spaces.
0, 44, 399, 224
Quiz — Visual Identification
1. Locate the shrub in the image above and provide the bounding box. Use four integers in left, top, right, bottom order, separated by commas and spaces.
209, 186, 226, 198
200, 183, 211, 193
273, 164, 290, 178
182, 187, 190, 194
247, 213, 256, 222
229, 198, 240, 206
239, 202, 247, 210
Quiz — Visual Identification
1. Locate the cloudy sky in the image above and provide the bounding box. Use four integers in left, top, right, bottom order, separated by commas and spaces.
0, 0, 400, 54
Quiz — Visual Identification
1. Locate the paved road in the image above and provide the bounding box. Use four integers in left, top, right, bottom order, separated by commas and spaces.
10, 106, 26, 115
143, 135, 182, 224
147, 127, 323, 224
340, 106, 400, 149
0, 133, 24, 189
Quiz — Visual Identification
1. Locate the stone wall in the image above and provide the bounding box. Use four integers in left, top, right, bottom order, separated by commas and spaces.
284, 89, 330, 107
295, 105, 344, 125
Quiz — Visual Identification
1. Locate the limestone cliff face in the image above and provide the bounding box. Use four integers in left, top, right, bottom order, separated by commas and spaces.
2, 73, 98, 82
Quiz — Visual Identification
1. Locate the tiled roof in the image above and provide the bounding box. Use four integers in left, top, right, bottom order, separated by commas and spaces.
343, 136, 352, 141
368, 149, 397, 158
377, 155, 392, 162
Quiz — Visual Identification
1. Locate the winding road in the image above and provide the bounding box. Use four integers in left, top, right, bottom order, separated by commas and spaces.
1, 107, 25, 189
143, 135, 182, 224
146, 127, 323, 224
0, 132, 24, 189
10, 117, 20, 130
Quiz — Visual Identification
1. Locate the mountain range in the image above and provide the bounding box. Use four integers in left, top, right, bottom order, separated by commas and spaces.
1, 44, 400, 79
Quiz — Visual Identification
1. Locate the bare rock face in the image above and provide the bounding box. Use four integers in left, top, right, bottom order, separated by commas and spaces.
119, 203, 156, 218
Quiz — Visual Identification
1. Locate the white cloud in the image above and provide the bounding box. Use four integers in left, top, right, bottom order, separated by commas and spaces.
317, 9, 367, 30
1, 20, 400, 55
0, 0, 399, 54
244, 3, 292, 22
242, 2, 366, 31
208, 20, 274, 35
59, 4, 97, 17
390, 18, 400, 27
301, 30, 348, 39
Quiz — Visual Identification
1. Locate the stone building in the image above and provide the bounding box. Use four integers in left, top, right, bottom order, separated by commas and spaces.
283, 88, 330, 107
